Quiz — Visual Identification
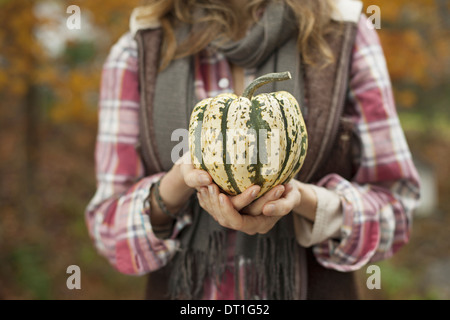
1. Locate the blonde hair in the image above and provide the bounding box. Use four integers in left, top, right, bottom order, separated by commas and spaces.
138, 0, 336, 70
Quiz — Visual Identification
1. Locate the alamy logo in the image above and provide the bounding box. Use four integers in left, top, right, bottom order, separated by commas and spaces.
66, 5, 81, 30
66, 265, 81, 290
366, 5, 381, 30
366, 265, 381, 290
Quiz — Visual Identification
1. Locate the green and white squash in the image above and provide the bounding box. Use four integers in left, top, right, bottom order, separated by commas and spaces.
189, 71, 308, 198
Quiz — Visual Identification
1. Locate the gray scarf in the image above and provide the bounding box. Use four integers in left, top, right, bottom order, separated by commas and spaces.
152, 3, 306, 300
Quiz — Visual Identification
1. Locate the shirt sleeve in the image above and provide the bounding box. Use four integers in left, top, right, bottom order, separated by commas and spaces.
307, 15, 421, 272
294, 185, 342, 247
84, 32, 192, 276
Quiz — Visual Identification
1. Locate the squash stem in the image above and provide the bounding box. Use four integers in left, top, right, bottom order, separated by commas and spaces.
242, 71, 292, 100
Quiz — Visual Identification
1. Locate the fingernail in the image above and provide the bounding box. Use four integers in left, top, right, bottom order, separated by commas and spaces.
275, 188, 283, 198
219, 195, 225, 205
251, 189, 259, 198
199, 175, 210, 185
266, 204, 275, 215
208, 185, 214, 195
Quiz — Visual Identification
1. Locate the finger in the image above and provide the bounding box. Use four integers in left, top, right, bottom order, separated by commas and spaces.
229, 185, 261, 211
197, 187, 209, 207
262, 187, 301, 217
183, 169, 212, 189
199, 189, 218, 222
175, 152, 192, 165
216, 194, 244, 231
201, 187, 214, 208
207, 183, 220, 205
197, 191, 205, 208
283, 182, 293, 195
206, 184, 222, 221
243, 185, 285, 216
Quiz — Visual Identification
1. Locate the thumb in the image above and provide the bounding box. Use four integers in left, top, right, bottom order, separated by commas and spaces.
175, 152, 192, 165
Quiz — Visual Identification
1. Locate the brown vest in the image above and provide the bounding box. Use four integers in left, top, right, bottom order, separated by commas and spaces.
135, 20, 361, 300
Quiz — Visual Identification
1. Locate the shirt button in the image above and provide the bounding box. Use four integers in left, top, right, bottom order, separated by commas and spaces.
218, 78, 229, 89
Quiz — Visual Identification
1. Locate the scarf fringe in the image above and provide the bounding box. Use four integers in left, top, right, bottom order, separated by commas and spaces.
168, 230, 227, 299
169, 228, 299, 300
239, 236, 299, 300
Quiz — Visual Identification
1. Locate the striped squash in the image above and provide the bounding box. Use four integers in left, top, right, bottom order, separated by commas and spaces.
189, 72, 308, 198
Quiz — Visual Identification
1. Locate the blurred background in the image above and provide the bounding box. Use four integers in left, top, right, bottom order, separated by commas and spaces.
0, 0, 449, 300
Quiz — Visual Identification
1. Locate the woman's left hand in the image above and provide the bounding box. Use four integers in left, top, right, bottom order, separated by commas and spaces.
242, 181, 301, 217
197, 181, 301, 235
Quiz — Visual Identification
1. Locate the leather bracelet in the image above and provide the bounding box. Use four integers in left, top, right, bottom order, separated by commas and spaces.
151, 179, 178, 219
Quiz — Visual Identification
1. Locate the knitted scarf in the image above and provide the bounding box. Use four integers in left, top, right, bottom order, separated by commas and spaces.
152, 2, 306, 300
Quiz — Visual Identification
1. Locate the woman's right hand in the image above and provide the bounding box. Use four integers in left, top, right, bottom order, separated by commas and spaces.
157, 153, 211, 212
175, 153, 213, 191
150, 153, 212, 227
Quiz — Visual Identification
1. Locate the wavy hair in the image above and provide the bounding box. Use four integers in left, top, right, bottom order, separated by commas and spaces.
138, 0, 336, 70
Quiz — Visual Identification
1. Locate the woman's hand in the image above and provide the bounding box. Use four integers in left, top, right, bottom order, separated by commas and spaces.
150, 153, 213, 227
244, 179, 318, 223
197, 181, 301, 235
175, 154, 212, 191
241, 183, 300, 217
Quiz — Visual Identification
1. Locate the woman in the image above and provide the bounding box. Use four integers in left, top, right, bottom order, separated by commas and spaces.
86, 0, 420, 299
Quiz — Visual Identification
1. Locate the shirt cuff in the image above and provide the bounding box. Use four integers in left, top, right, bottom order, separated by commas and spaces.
144, 177, 193, 240
293, 185, 343, 247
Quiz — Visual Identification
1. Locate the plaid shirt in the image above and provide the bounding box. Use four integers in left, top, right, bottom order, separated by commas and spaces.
85, 15, 420, 298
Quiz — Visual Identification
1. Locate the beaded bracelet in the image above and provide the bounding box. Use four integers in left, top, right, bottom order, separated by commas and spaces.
151, 179, 178, 219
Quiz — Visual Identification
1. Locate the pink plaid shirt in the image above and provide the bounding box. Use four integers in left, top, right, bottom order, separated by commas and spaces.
85, 15, 420, 298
